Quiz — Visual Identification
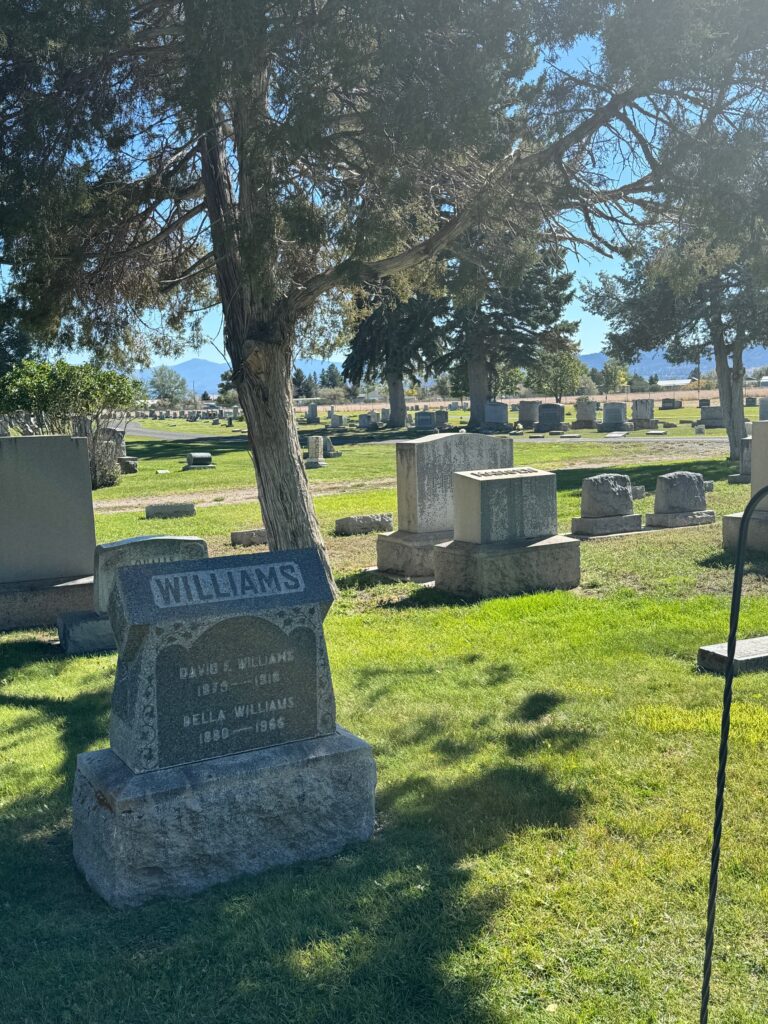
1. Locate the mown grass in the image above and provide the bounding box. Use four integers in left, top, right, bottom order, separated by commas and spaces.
103, 433, 730, 504
3, 443, 768, 1023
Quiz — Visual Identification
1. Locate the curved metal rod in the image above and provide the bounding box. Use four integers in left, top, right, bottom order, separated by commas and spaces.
700, 483, 768, 1023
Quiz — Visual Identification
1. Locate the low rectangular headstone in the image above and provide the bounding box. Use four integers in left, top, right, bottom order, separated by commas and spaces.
184, 452, 214, 470
146, 503, 196, 519
231, 528, 268, 547
698, 636, 768, 675
453, 467, 557, 545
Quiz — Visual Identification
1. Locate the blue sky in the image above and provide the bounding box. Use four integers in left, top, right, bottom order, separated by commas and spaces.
179, 255, 612, 367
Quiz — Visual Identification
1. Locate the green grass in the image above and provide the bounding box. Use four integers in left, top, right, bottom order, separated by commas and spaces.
4, 442, 768, 1023
100, 434, 731, 504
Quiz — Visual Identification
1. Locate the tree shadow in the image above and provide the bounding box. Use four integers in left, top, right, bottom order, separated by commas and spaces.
0, 637, 63, 674
515, 691, 564, 721
553, 457, 735, 495
0, 664, 589, 1023
698, 550, 768, 572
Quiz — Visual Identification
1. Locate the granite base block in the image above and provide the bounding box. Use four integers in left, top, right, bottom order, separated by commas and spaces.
376, 529, 452, 579
72, 727, 376, 908
597, 421, 632, 432
0, 575, 94, 631
727, 473, 750, 485
433, 534, 580, 598
571, 514, 642, 536
723, 511, 768, 553
58, 610, 115, 655
698, 636, 768, 675
646, 510, 716, 529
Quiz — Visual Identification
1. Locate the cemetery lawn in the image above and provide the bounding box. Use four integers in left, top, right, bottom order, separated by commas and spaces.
4, 446, 768, 1022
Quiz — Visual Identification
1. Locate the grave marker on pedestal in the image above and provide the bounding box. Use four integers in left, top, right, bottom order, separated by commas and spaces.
377, 433, 514, 578
72, 548, 376, 907
433, 467, 580, 597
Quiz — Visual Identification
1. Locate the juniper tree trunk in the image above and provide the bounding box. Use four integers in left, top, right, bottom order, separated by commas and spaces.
386, 370, 406, 428
711, 317, 744, 461
467, 340, 490, 430
234, 316, 334, 590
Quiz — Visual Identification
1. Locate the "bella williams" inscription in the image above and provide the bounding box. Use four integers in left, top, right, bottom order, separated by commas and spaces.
150, 562, 305, 608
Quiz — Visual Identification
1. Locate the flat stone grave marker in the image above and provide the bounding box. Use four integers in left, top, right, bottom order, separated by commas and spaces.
146, 503, 196, 519
698, 636, 768, 675
231, 528, 268, 547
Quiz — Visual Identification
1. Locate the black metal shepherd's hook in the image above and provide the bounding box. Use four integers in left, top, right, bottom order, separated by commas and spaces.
700, 483, 768, 1023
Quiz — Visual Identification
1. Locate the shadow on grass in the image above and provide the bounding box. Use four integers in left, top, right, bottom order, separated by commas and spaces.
698, 549, 768, 573
0, 657, 587, 1023
0, 637, 63, 674
553, 457, 736, 495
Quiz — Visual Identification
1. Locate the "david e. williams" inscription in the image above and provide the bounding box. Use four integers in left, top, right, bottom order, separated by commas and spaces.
151, 561, 305, 609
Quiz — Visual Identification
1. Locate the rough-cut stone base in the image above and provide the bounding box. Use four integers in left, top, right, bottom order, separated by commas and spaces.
646, 510, 716, 528
573, 419, 597, 429
305, 459, 326, 469
633, 419, 658, 430
722, 511, 768, 553
597, 421, 632, 432
698, 636, 768, 675
727, 473, 750, 485
58, 610, 115, 655
376, 529, 451, 579
72, 727, 376, 908
571, 514, 642, 536
433, 535, 580, 598
0, 576, 94, 631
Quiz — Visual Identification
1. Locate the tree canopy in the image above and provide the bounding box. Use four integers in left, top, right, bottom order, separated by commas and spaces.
2, 0, 767, 568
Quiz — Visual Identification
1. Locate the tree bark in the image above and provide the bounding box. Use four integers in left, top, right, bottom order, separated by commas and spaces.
467, 340, 490, 429
386, 370, 406, 428
711, 315, 744, 461
234, 314, 335, 590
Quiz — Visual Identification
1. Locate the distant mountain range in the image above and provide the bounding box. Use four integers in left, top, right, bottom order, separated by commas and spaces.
137, 356, 342, 396
581, 347, 768, 380
140, 348, 768, 396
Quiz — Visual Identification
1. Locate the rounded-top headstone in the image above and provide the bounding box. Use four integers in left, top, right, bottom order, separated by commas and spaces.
654, 471, 706, 514
580, 473, 633, 518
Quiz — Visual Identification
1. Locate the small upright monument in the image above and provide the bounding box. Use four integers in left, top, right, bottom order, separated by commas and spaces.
433, 467, 580, 597
72, 548, 376, 907
571, 473, 641, 536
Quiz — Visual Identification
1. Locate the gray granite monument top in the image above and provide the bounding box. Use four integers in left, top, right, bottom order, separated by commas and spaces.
111, 547, 333, 629
108, 547, 336, 773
